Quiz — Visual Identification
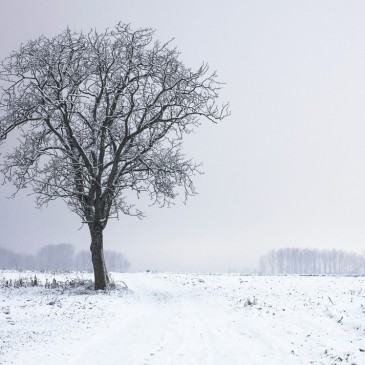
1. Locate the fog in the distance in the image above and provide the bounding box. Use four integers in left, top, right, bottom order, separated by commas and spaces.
1, 1, 365, 272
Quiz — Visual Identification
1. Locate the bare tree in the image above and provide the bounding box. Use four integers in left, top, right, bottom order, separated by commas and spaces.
0, 246, 17, 270
0, 24, 228, 289
104, 250, 130, 272
37, 243, 75, 272
74, 250, 93, 272
259, 247, 365, 275
0, 246, 35, 270
74, 249, 130, 272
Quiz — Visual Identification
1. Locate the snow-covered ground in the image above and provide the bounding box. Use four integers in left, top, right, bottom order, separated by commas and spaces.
1, 271, 364, 365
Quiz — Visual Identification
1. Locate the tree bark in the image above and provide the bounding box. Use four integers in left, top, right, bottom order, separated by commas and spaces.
90, 224, 108, 290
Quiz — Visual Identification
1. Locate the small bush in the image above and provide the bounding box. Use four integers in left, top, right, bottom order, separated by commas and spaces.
244, 296, 257, 307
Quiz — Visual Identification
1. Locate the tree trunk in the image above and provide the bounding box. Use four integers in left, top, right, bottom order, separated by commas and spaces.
90, 224, 108, 290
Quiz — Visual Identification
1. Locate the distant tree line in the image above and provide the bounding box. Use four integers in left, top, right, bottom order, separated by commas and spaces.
0, 244, 130, 272
259, 248, 365, 275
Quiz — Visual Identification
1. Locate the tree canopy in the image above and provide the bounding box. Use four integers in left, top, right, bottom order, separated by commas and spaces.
0, 23, 228, 288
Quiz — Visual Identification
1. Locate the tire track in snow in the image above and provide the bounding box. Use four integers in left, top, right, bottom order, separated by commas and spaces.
2, 272, 365, 365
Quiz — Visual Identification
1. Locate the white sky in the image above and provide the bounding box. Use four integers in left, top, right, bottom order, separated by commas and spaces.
1, 0, 365, 272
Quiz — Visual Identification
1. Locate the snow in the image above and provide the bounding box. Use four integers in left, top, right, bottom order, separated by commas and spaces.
1, 272, 364, 365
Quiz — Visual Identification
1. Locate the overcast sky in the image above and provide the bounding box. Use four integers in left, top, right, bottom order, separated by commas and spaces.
1, 0, 365, 272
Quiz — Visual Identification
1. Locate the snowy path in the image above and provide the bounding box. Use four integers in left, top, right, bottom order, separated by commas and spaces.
1, 272, 365, 364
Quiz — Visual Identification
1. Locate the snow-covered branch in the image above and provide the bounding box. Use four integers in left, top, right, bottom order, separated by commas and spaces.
0, 23, 229, 228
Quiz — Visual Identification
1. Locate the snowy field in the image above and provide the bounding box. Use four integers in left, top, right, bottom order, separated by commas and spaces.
1, 272, 364, 365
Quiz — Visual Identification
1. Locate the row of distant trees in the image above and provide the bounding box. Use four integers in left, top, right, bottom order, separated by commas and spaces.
0, 244, 130, 273
259, 248, 365, 275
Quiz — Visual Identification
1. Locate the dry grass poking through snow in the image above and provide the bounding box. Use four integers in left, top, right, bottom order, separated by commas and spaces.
0, 271, 364, 365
